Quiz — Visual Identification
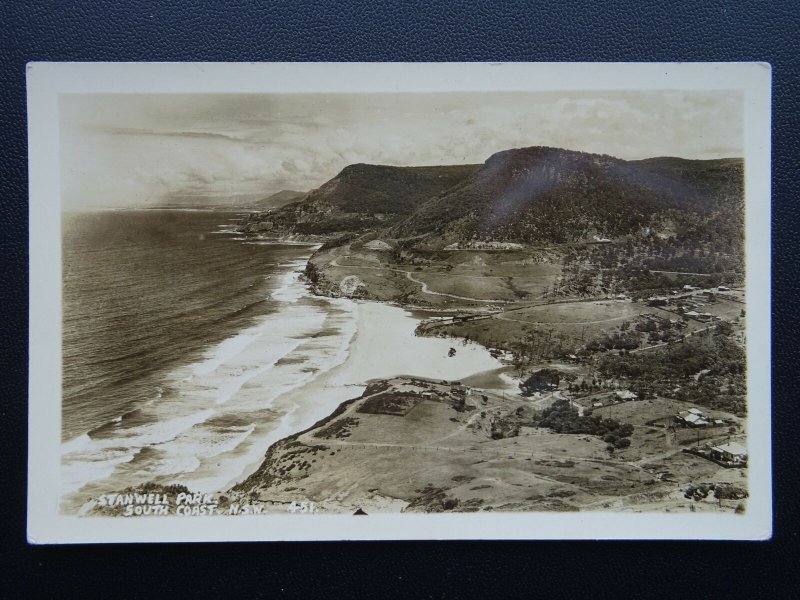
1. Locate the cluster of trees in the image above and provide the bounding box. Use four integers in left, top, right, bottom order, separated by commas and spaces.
293, 214, 388, 235
684, 483, 748, 501
643, 253, 739, 276
559, 226, 744, 300
581, 315, 688, 355
596, 331, 746, 413
586, 331, 640, 352
475, 185, 657, 244
534, 399, 634, 451
519, 368, 562, 395
508, 330, 576, 367
599, 332, 744, 381
634, 316, 686, 343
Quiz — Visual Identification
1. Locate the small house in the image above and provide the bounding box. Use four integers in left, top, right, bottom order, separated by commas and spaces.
676, 410, 709, 428
687, 414, 709, 427
615, 390, 638, 401
710, 442, 747, 466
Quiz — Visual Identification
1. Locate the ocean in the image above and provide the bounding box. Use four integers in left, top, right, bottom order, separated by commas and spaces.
60, 210, 356, 511
59, 209, 505, 514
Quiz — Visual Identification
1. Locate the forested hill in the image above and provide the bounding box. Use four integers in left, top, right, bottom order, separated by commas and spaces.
392, 147, 743, 246
239, 163, 479, 235
629, 157, 744, 210
307, 163, 480, 215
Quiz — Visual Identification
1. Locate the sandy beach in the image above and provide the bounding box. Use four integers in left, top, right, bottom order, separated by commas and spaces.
222, 293, 506, 492
62, 251, 507, 514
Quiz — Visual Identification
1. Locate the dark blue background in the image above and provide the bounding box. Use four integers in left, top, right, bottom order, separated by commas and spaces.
2, 1, 798, 597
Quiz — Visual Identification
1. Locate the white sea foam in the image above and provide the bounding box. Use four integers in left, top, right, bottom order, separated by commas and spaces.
60, 258, 352, 499
60, 260, 504, 504
270, 261, 307, 303
179, 297, 508, 493
192, 332, 260, 376
61, 433, 92, 454
61, 449, 137, 496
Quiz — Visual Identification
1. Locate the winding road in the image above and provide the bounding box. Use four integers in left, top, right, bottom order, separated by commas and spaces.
329, 256, 509, 304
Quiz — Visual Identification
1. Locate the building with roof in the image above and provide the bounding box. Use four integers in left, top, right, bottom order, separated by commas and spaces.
676, 409, 710, 428
710, 442, 748, 466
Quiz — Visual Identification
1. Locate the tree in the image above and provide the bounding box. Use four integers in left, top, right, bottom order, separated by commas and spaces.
614, 437, 631, 449
520, 369, 562, 395
716, 321, 733, 336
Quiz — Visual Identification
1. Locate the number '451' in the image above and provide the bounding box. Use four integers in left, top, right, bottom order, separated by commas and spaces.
287, 501, 316, 514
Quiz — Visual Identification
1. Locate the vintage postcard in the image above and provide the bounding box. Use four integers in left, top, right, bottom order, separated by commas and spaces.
27, 62, 771, 542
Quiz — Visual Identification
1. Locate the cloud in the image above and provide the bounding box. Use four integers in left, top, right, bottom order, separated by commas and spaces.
60, 91, 743, 209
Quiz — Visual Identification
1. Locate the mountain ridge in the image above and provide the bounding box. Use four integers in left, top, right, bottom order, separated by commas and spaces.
239, 146, 743, 247
392, 146, 743, 247
240, 162, 479, 235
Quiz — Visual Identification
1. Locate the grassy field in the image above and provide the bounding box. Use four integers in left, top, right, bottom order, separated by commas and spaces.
231, 378, 747, 514
429, 299, 650, 358
286, 242, 750, 514
311, 244, 563, 307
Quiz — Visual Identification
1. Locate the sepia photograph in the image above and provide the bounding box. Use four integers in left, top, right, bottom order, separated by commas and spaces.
27, 62, 771, 542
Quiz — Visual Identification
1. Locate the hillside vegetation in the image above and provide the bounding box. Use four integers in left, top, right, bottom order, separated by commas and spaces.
239, 148, 742, 248
394, 147, 743, 247
240, 163, 479, 235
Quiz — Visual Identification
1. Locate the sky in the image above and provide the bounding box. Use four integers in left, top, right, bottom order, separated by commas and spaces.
60, 91, 743, 209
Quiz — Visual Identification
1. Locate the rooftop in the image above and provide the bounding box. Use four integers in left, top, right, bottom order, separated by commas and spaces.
713, 442, 747, 456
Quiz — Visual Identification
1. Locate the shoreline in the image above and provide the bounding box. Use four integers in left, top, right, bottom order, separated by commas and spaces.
61, 243, 328, 506
221, 286, 506, 494
62, 224, 517, 514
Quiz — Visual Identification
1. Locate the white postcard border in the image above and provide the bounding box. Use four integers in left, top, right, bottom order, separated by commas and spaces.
27, 62, 772, 543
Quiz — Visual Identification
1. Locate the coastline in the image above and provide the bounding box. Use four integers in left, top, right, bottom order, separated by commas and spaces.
63, 234, 507, 513
61, 248, 327, 506
223, 281, 506, 494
